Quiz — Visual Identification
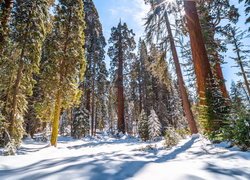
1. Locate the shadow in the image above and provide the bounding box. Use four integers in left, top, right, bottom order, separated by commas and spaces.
1, 136, 248, 180
67, 139, 139, 150
204, 163, 250, 179
17, 144, 50, 155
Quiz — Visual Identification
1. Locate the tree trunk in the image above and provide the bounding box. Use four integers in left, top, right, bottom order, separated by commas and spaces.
117, 27, 125, 133
86, 88, 91, 112
184, 1, 213, 105
214, 59, 229, 98
50, 90, 62, 147
91, 52, 96, 136
235, 46, 250, 98
9, 60, 24, 137
164, 11, 198, 134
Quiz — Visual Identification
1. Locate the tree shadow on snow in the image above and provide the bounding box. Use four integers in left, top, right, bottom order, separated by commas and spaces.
1, 136, 248, 180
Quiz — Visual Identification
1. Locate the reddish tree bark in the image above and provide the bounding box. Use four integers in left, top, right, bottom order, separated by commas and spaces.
164, 11, 198, 134
184, 1, 213, 105
117, 29, 125, 133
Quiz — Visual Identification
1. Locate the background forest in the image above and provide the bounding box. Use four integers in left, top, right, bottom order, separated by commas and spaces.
0, 0, 250, 156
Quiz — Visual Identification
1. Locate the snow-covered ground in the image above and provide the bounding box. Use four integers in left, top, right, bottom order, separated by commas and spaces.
0, 134, 250, 180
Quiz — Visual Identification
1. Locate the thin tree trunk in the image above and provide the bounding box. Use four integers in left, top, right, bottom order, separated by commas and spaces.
9, 60, 24, 137
214, 59, 229, 98
91, 53, 96, 136
164, 11, 198, 134
94, 103, 98, 135
86, 89, 91, 112
184, 1, 213, 105
233, 40, 250, 98
50, 90, 62, 147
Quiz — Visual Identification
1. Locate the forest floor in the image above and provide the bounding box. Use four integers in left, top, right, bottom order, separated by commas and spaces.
0, 134, 250, 180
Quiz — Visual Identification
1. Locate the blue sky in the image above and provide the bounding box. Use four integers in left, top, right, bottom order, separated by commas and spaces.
93, 0, 249, 90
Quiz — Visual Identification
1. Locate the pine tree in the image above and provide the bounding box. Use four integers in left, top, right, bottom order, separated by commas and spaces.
83, 0, 107, 136
148, 109, 161, 140
138, 109, 149, 141
39, 0, 86, 146
72, 106, 90, 139
224, 26, 250, 100
0, 0, 49, 147
108, 21, 136, 133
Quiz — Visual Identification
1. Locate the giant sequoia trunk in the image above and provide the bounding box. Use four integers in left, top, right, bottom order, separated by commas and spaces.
184, 1, 213, 105
117, 33, 125, 133
164, 11, 198, 134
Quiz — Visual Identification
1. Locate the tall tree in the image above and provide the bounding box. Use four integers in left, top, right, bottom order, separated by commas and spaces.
225, 26, 250, 99
198, 0, 239, 98
39, 0, 86, 146
0, 0, 49, 146
183, 0, 213, 105
108, 21, 136, 133
83, 0, 107, 136
145, 0, 198, 134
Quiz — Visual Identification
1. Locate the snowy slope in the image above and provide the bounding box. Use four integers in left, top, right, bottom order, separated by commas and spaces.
0, 135, 250, 180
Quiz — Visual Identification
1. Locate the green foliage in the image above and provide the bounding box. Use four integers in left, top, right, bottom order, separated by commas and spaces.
0, 0, 49, 148
221, 82, 250, 150
138, 109, 149, 141
199, 78, 230, 139
164, 127, 180, 148
223, 114, 250, 151
72, 106, 90, 139
38, 0, 86, 122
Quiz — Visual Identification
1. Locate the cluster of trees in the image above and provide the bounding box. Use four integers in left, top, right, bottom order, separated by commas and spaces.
0, 0, 250, 153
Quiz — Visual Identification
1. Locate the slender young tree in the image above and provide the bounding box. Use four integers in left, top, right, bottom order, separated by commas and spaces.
225, 27, 250, 99
39, 0, 86, 146
108, 21, 136, 133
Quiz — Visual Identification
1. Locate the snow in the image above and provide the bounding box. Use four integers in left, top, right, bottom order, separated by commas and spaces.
0, 134, 250, 180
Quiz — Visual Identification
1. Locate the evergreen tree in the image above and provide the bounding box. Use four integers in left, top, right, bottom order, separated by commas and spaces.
0, 0, 49, 147
138, 109, 149, 141
108, 21, 136, 133
72, 106, 90, 139
222, 26, 250, 101
39, 0, 86, 146
148, 109, 161, 140
83, 0, 107, 136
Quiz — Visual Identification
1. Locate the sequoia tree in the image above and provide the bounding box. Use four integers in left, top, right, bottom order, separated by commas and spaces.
108, 21, 136, 133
